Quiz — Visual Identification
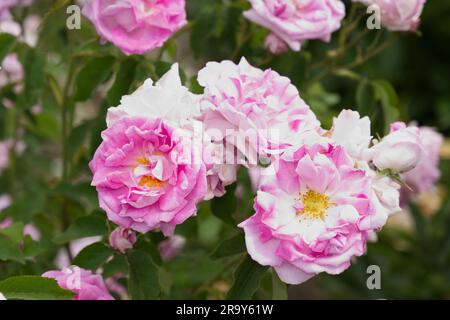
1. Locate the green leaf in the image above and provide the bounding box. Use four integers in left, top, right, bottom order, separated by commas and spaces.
0, 194, 46, 222
0, 33, 16, 63
0, 276, 74, 300
107, 58, 138, 106
21, 48, 46, 109
72, 242, 113, 271
0, 222, 25, 244
67, 121, 93, 158
211, 233, 245, 259
226, 255, 269, 300
211, 184, 237, 225
127, 249, 161, 300
356, 78, 377, 117
154, 61, 172, 78
22, 236, 43, 258
103, 254, 128, 278
54, 216, 107, 244
271, 270, 288, 300
0, 236, 24, 263
74, 56, 115, 102
372, 79, 399, 134
40, 0, 70, 27
134, 239, 162, 266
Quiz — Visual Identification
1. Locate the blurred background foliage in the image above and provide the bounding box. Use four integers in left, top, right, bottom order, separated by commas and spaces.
0, 0, 449, 299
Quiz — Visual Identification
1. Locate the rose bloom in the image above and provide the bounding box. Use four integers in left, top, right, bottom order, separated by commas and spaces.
402, 126, 443, 202
264, 33, 289, 55
202, 138, 239, 200
82, 0, 187, 55
326, 110, 401, 220
368, 122, 423, 173
355, 0, 426, 32
198, 57, 320, 165
109, 227, 137, 254
244, 0, 346, 51
43, 267, 114, 300
328, 110, 372, 161
106, 63, 200, 128
239, 143, 384, 284
90, 116, 207, 236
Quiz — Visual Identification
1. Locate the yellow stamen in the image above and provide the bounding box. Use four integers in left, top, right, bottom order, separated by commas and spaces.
136, 157, 149, 166
297, 189, 332, 220
139, 175, 164, 188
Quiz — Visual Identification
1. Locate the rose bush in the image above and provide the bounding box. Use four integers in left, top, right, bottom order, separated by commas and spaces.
0, 0, 448, 301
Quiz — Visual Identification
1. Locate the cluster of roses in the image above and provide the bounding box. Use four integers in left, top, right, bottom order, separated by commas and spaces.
0, 0, 439, 300
86, 57, 440, 290
75, 0, 427, 56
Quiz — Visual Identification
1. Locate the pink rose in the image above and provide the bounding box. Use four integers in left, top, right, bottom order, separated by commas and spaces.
43, 266, 114, 300
368, 122, 423, 173
198, 58, 320, 165
329, 110, 372, 161
106, 63, 200, 128
355, 0, 426, 32
158, 235, 186, 261
402, 126, 443, 202
239, 143, 380, 284
244, 0, 346, 51
325, 110, 401, 221
82, 0, 187, 55
202, 139, 238, 200
264, 33, 289, 55
90, 116, 207, 236
109, 227, 137, 254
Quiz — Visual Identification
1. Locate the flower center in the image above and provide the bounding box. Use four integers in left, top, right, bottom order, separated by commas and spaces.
136, 157, 149, 166
297, 190, 331, 220
135, 156, 164, 189
138, 175, 164, 188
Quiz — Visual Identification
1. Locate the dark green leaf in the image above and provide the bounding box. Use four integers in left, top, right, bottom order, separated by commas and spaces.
271, 271, 288, 300
19, 48, 46, 109
67, 121, 93, 159
226, 255, 269, 299
74, 56, 115, 102
211, 184, 237, 225
372, 79, 399, 134
0, 33, 16, 63
356, 78, 377, 117
54, 216, 107, 244
0, 236, 24, 263
0, 276, 74, 300
127, 249, 161, 300
72, 242, 113, 271
211, 233, 245, 259
0, 222, 25, 244
107, 58, 138, 106
103, 254, 128, 278
0, 194, 46, 223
